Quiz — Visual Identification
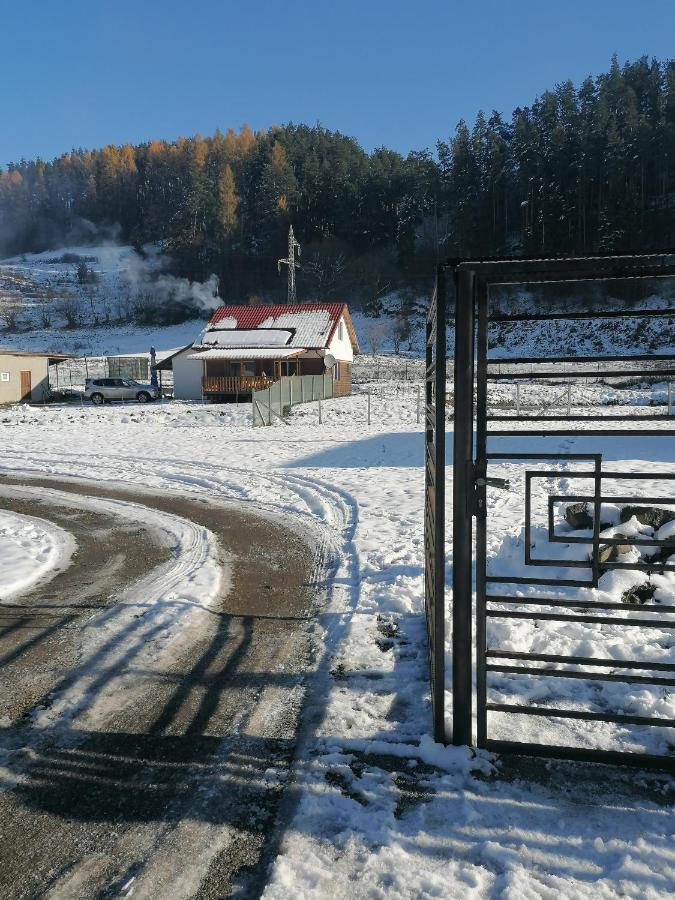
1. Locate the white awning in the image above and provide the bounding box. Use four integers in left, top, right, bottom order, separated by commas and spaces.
187, 348, 306, 361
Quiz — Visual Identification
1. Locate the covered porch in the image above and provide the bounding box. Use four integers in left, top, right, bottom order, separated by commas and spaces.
190, 348, 326, 396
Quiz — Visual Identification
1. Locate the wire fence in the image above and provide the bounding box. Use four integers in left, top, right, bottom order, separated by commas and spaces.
49, 355, 151, 393
352, 354, 430, 384
487, 379, 675, 415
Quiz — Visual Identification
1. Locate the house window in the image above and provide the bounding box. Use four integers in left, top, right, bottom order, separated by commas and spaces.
242, 361, 256, 377
334, 362, 341, 380
338, 321, 344, 340
0, 372, 9, 382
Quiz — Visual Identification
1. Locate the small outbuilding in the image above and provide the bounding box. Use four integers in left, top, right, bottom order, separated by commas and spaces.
0, 351, 73, 404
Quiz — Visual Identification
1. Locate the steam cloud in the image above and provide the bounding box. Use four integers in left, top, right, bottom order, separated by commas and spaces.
112, 242, 221, 315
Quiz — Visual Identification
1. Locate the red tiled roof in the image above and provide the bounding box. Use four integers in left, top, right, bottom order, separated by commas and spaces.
209, 303, 344, 329
207, 303, 359, 352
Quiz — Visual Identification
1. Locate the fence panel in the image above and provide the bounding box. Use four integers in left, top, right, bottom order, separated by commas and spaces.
252, 373, 334, 426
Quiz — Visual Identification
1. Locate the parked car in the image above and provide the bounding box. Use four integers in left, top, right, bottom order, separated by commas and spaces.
84, 378, 158, 405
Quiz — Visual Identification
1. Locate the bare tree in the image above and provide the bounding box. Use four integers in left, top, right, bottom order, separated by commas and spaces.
38, 304, 53, 328
0, 294, 25, 330
58, 295, 82, 329
366, 321, 391, 355
303, 250, 348, 297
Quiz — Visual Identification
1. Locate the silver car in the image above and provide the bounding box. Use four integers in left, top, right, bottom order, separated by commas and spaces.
84, 378, 158, 405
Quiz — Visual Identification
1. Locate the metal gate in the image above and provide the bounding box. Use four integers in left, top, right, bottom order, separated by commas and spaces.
425, 252, 675, 769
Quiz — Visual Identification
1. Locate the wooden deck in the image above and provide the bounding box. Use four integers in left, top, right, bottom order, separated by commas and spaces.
202, 375, 275, 394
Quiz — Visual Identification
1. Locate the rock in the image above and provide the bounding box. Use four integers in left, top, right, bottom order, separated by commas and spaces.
620, 505, 675, 530
595, 533, 633, 573
565, 502, 594, 530
621, 582, 656, 605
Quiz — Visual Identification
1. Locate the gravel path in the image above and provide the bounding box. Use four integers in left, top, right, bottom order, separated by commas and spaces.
0, 476, 318, 900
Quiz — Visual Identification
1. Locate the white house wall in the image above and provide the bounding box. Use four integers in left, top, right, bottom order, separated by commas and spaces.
326, 316, 354, 362
172, 352, 204, 400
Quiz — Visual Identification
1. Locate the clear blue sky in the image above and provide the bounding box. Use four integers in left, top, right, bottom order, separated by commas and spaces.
3, 0, 675, 167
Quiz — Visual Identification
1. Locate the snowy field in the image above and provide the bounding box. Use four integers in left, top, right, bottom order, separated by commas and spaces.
1, 386, 674, 898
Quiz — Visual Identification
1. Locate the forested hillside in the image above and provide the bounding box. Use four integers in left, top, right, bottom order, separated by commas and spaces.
2, 54, 675, 312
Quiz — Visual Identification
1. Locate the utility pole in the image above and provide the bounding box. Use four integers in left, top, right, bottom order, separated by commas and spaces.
278, 225, 301, 304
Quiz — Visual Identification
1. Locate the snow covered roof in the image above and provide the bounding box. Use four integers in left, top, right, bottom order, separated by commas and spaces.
200, 328, 293, 349
206, 303, 360, 352
187, 348, 306, 361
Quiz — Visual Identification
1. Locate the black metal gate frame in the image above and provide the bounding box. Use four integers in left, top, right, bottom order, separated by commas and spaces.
424, 251, 675, 766
424, 276, 446, 742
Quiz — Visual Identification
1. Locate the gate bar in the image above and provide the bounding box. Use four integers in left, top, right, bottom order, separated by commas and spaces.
452, 267, 475, 746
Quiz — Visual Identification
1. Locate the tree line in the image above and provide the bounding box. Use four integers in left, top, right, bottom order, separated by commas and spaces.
1, 54, 675, 314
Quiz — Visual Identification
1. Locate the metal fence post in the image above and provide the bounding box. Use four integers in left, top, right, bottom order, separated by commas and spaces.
268, 387, 272, 426
318, 395, 322, 424
452, 267, 476, 747
367, 390, 371, 425
669, 382, 673, 416
515, 382, 520, 416
416, 384, 421, 424
567, 383, 572, 416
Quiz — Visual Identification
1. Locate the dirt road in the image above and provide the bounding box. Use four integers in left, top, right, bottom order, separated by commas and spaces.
0, 476, 318, 899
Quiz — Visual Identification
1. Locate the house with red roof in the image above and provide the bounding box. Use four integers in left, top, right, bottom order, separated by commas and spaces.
159, 303, 359, 402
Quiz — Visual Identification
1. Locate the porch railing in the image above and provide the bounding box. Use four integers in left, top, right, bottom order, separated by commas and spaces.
202, 375, 274, 394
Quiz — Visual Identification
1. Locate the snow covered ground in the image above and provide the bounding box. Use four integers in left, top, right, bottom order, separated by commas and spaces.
0, 509, 75, 599
0, 384, 674, 898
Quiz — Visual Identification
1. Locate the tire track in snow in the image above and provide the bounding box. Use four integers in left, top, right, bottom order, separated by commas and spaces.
0, 483, 223, 734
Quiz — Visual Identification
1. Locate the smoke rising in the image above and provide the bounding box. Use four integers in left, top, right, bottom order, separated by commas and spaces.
119, 244, 220, 324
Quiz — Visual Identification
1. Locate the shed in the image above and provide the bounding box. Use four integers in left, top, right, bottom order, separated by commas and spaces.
0, 351, 74, 404
153, 345, 200, 400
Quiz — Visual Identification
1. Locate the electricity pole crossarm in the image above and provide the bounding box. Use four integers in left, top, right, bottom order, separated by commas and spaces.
278, 225, 301, 304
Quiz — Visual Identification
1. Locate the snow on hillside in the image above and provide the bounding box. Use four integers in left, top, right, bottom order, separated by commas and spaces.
0, 244, 214, 355
0, 318, 203, 358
